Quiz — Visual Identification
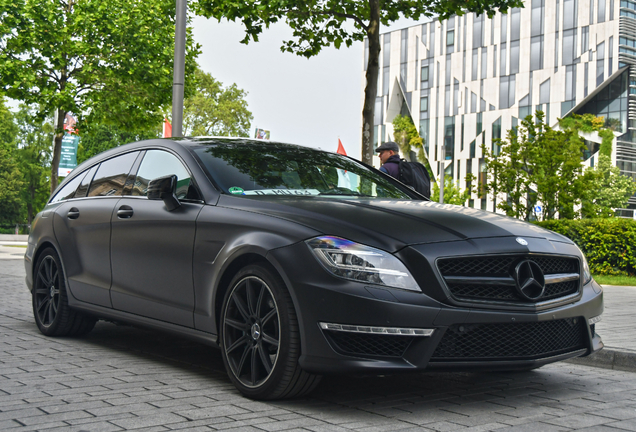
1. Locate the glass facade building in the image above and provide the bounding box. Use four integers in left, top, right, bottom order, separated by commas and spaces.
364, 0, 636, 217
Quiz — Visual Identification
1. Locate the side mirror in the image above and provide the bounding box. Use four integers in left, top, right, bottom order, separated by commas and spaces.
147, 175, 181, 211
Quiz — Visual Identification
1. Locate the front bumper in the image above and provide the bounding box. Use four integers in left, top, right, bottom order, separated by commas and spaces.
269, 242, 604, 375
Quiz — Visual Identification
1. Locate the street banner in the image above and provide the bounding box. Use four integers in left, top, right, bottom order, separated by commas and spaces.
58, 133, 80, 177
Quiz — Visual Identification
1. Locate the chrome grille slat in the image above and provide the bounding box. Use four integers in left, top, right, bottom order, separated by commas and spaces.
437, 255, 580, 304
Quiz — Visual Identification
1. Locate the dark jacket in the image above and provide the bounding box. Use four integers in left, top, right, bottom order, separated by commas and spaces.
379, 155, 401, 179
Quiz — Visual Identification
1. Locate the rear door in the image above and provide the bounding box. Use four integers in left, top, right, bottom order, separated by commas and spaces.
53, 152, 140, 307
110, 149, 203, 327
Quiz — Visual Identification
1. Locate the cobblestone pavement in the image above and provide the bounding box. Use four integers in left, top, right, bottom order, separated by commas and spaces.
3, 257, 636, 431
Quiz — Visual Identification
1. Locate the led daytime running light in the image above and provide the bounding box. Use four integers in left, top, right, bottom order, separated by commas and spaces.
319, 322, 434, 337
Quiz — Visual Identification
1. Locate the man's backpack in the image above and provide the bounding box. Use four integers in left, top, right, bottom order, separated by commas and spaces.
398, 159, 431, 198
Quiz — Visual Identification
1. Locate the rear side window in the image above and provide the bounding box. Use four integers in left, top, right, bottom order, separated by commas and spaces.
88, 152, 139, 197
132, 150, 192, 199
74, 165, 98, 198
49, 171, 88, 203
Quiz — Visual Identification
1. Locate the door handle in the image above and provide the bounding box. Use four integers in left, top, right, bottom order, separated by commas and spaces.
67, 208, 80, 219
117, 205, 134, 219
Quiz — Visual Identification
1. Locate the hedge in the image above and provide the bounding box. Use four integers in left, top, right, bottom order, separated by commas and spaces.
535, 218, 636, 276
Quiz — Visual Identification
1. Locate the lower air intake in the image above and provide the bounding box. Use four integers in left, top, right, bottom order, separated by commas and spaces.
431, 318, 586, 361
325, 331, 414, 357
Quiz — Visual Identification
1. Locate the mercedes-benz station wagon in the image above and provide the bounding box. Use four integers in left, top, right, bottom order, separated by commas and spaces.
25, 137, 604, 400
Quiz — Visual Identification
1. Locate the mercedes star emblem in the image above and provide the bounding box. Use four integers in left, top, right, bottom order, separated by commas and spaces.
513, 260, 545, 301
516, 237, 528, 246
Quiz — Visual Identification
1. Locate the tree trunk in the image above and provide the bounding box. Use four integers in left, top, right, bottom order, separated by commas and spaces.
50, 108, 66, 194
361, 0, 380, 166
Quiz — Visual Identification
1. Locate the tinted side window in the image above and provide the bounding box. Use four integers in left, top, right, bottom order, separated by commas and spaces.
50, 171, 88, 203
88, 152, 139, 197
74, 165, 98, 198
132, 150, 192, 199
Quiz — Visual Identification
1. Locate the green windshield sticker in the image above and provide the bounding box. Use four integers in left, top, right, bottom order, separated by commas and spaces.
229, 187, 245, 195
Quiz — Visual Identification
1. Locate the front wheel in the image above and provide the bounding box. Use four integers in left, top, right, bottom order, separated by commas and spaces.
32, 248, 97, 336
220, 264, 320, 400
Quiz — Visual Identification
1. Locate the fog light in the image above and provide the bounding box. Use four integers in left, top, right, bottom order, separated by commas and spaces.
588, 315, 602, 325
319, 322, 434, 336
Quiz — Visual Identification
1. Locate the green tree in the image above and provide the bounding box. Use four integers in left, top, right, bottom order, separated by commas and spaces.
431, 176, 473, 205
182, 67, 253, 137
194, 0, 523, 165
0, 99, 23, 225
77, 124, 157, 165
392, 114, 434, 179
14, 106, 52, 224
581, 155, 636, 218
0, 0, 201, 194
482, 112, 630, 221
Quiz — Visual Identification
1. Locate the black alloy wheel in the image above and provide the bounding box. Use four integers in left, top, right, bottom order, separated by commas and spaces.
32, 248, 96, 336
220, 264, 321, 400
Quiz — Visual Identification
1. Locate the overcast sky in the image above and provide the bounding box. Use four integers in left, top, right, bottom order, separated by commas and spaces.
192, 16, 427, 160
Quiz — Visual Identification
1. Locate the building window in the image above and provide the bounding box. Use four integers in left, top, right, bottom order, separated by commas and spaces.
501, 13, 508, 43
500, 42, 507, 76
510, 40, 520, 74
540, 78, 551, 104
472, 48, 479, 80
531, 36, 544, 70
447, 30, 455, 47
420, 97, 429, 112
597, 41, 605, 86
563, 0, 578, 30
598, 0, 606, 22
471, 91, 477, 113
582, 26, 589, 53
493, 45, 498, 77
531, 0, 545, 37
477, 112, 483, 135
563, 29, 577, 65
421, 65, 429, 82
499, 75, 516, 109
473, 14, 484, 48
511, 8, 521, 41
481, 47, 488, 79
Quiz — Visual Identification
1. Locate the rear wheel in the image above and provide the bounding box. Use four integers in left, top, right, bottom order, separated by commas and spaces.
32, 248, 97, 336
220, 264, 321, 400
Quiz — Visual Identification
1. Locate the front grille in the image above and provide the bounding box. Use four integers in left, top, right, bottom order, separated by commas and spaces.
324, 331, 414, 357
437, 255, 580, 304
431, 318, 587, 361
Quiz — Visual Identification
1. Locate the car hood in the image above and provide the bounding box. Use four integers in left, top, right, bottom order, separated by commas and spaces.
219, 196, 570, 252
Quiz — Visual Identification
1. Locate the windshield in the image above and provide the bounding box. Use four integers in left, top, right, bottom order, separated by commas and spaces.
192, 142, 418, 199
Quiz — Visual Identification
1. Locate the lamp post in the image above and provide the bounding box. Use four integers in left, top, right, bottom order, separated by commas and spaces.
172, 0, 187, 137
439, 144, 445, 204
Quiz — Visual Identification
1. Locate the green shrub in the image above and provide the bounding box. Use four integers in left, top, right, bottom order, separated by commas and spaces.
535, 218, 636, 276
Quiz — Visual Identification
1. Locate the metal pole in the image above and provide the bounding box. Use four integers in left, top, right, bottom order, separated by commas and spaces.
172, 0, 187, 137
439, 145, 445, 204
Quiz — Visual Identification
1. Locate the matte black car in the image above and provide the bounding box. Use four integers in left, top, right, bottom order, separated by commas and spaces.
25, 137, 604, 400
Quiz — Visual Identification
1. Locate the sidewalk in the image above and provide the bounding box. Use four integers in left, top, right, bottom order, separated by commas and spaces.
566, 284, 636, 372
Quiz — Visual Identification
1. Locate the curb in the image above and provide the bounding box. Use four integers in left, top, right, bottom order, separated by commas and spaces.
565, 348, 636, 372
0, 234, 28, 242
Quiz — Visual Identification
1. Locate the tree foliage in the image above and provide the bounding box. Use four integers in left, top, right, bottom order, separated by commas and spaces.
0, 0, 201, 193
0, 99, 23, 225
14, 105, 52, 224
482, 112, 635, 220
182, 67, 253, 137
193, 0, 523, 165
431, 176, 473, 205
392, 114, 434, 177
77, 124, 157, 165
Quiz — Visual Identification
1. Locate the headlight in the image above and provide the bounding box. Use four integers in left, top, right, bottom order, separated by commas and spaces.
581, 250, 592, 285
306, 236, 421, 292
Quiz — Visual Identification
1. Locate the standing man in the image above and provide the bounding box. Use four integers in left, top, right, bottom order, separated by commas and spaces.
375, 141, 401, 179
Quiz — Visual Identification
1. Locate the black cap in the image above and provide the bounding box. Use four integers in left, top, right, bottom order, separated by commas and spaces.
375, 141, 400, 153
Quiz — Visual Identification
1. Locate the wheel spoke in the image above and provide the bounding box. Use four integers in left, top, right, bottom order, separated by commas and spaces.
226, 335, 249, 354
236, 344, 250, 377
250, 345, 258, 385
45, 259, 53, 284
35, 287, 49, 295
257, 341, 273, 374
261, 332, 279, 348
245, 279, 256, 316
255, 284, 265, 319
261, 308, 277, 326
37, 270, 49, 287
231, 292, 251, 322
48, 299, 55, 323
225, 317, 248, 332
37, 297, 49, 314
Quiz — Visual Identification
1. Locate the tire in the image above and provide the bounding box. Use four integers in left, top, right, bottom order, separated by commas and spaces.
220, 264, 321, 400
32, 248, 97, 337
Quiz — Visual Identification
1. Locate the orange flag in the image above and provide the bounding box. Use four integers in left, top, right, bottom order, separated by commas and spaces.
337, 138, 347, 156
163, 119, 172, 138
